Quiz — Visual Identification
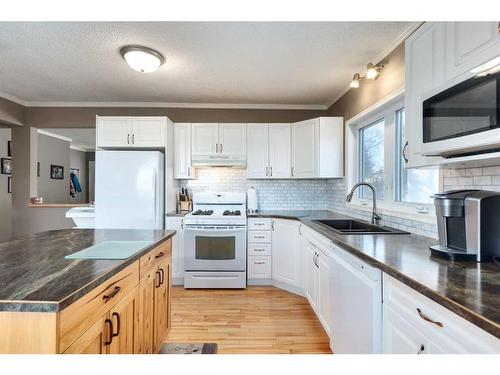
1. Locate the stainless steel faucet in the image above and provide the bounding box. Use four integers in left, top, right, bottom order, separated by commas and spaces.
346, 182, 382, 225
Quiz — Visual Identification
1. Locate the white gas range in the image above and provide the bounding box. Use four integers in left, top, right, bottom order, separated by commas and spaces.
183, 192, 247, 289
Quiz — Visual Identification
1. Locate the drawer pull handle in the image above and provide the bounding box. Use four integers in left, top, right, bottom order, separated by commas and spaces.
254, 236, 265, 239
254, 261, 265, 265
155, 251, 165, 259
104, 318, 113, 345
102, 286, 121, 302
255, 223, 264, 226
417, 344, 425, 354
254, 249, 265, 251
112, 312, 120, 337
416, 308, 444, 328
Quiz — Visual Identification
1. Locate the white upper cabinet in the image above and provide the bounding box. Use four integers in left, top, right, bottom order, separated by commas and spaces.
445, 22, 500, 79
96, 116, 165, 148
173, 123, 194, 179
246, 124, 269, 178
191, 123, 219, 156
219, 123, 246, 156
268, 124, 291, 178
404, 22, 445, 168
96, 117, 132, 147
131, 117, 166, 147
271, 219, 301, 288
246, 123, 291, 179
291, 117, 343, 178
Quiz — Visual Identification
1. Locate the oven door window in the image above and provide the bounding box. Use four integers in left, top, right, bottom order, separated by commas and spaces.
195, 236, 236, 260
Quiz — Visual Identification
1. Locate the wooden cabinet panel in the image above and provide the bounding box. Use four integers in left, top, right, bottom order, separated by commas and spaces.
138, 270, 155, 354
59, 262, 139, 352
63, 315, 108, 354
154, 260, 171, 352
108, 287, 139, 354
139, 239, 172, 279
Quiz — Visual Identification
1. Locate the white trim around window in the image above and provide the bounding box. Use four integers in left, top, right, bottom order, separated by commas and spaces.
345, 88, 441, 225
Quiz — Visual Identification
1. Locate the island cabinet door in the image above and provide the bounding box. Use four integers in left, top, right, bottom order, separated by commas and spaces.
138, 269, 156, 354
63, 315, 108, 354
154, 259, 171, 352
107, 286, 140, 354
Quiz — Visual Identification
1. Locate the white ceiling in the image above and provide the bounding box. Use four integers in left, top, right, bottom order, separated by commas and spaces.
0, 22, 414, 108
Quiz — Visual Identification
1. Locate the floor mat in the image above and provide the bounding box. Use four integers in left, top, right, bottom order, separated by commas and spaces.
159, 342, 218, 354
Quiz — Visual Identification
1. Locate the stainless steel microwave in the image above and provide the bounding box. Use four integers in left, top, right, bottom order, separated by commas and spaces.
421, 71, 500, 157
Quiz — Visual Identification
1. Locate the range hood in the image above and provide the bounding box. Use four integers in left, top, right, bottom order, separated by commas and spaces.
191, 155, 247, 168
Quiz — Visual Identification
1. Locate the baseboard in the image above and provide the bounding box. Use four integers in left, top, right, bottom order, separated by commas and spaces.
247, 278, 273, 286
172, 276, 184, 286
272, 280, 305, 297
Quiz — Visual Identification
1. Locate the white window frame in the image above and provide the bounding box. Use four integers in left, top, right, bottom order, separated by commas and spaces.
345, 88, 441, 224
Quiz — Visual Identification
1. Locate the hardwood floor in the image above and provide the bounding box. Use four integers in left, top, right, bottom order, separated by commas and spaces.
165, 286, 332, 354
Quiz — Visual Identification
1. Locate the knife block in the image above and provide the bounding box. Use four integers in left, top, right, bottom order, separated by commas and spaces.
179, 200, 192, 212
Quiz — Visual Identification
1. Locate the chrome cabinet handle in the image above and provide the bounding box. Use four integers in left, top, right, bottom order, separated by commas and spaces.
416, 308, 444, 328
291, 166, 294, 177
271, 220, 274, 231
132, 134, 135, 144
254, 248, 266, 252
188, 166, 191, 177
254, 261, 265, 265
254, 223, 265, 226
220, 143, 223, 153
265, 166, 268, 177
402, 141, 409, 164
417, 344, 425, 354
127, 134, 130, 144
298, 224, 302, 235
254, 235, 265, 239
215, 143, 218, 153
270, 166, 272, 177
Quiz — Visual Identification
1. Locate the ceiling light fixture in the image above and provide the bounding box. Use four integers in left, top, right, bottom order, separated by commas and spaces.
350, 73, 362, 88
366, 62, 383, 80
120, 45, 165, 73
349, 62, 384, 89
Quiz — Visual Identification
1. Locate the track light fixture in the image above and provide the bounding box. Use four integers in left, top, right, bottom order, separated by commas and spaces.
349, 62, 384, 89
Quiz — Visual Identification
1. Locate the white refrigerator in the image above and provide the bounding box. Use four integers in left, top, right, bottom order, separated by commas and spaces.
95, 150, 164, 229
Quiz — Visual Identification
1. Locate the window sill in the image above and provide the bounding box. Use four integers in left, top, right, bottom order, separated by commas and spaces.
346, 201, 437, 225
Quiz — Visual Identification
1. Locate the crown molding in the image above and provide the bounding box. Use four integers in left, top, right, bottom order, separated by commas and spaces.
0, 91, 28, 106
22, 101, 328, 110
37, 129, 72, 143
326, 21, 423, 110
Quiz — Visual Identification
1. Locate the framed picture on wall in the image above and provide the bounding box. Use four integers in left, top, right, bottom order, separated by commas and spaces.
50, 165, 64, 180
7, 176, 11, 194
7, 141, 11, 157
1, 158, 12, 174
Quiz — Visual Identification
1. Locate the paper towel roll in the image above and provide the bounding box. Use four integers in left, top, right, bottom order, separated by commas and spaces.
247, 187, 258, 212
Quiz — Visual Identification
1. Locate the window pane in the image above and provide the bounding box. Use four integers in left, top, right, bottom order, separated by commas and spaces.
359, 119, 385, 200
396, 109, 439, 204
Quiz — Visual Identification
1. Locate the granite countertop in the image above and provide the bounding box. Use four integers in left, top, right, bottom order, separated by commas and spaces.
249, 210, 500, 339
0, 229, 176, 313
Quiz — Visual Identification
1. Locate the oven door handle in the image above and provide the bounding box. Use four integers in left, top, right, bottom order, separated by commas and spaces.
184, 226, 247, 233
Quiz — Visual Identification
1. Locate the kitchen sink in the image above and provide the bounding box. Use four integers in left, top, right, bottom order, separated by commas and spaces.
312, 219, 409, 235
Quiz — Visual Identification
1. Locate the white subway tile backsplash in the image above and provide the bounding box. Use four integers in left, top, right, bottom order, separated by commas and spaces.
466, 167, 483, 176
473, 175, 491, 185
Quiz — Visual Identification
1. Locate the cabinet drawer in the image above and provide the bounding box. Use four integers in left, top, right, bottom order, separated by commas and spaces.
248, 243, 271, 256
59, 262, 139, 353
139, 239, 172, 279
248, 218, 272, 231
383, 274, 500, 353
248, 256, 272, 279
248, 231, 271, 243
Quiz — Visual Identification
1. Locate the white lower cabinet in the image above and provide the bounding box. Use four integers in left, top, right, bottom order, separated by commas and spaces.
383, 273, 500, 354
165, 216, 184, 285
247, 218, 272, 281
271, 219, 301, 288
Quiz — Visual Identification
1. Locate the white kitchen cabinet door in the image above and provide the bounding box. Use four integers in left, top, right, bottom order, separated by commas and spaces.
191, 123, 219, 156
269, 123, 291, 178
291, 119, 318, 178
174, 123, 194, 179
219, 123, 247, 156
165, 217, 184, 284
131, 117, 166, 147
304, 239, 318, 312
404, 22, 445, 168
445, 22, 500, 79
383, 305, 429, 354
271, 219, 301, 288
246, 124, 269, 178
248, 256, 272, 279
96, 116, 132, 147
317, 251, 331, 335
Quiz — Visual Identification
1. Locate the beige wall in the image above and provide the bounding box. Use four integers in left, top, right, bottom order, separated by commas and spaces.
327, 43, 405, 120
0, 97, 25, 126
0, 128, 12, 241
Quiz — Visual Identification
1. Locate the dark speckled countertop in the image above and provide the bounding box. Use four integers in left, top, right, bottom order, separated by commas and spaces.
249, 210, 500, 339
0, 229, 175, 313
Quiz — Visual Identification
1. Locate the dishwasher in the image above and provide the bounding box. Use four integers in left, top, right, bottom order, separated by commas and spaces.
330, 244, 382, 354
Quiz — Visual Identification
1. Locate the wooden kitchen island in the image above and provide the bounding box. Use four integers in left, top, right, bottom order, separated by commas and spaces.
0, 229, 175, 354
